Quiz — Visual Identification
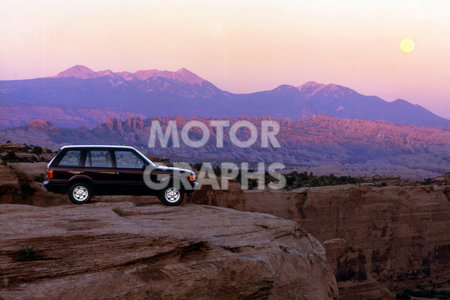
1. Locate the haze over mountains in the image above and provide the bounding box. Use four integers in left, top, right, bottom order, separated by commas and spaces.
1, 116, 449, 179
1, 65, 449, 129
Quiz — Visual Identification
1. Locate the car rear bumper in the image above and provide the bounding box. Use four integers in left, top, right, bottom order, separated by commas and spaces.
43, 180, 67, 194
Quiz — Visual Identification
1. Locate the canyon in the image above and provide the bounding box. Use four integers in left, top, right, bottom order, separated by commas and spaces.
0, 146, 448, 298
187, 178, 450, 298
1, 115, 449, 179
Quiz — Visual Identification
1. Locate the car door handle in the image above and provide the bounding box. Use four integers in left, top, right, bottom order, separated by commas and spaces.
100, 171, 117, 175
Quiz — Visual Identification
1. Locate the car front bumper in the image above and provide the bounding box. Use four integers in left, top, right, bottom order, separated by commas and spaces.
186, 181, 199, 195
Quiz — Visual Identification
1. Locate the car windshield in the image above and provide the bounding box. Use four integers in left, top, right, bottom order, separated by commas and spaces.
133, 148, 156, 166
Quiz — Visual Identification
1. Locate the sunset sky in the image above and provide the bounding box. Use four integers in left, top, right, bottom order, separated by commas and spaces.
1, 0, 449, 118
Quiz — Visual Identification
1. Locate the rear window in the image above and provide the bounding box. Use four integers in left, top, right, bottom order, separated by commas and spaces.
85, 150, 113, 168
57, 150, 81, 167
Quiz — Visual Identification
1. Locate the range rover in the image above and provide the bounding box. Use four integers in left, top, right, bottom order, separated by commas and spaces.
44, 145, 197, 206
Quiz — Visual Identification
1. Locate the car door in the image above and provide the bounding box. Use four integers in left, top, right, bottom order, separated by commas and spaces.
83, 149, 117, 194
113, 149, 147, 194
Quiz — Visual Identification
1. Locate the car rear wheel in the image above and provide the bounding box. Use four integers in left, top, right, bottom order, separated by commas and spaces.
68, 182, 92, 204
158, 186, 184, 206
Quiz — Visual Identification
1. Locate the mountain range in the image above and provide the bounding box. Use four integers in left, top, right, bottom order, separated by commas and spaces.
1, 116, 449, 179
1, 65, 449, 129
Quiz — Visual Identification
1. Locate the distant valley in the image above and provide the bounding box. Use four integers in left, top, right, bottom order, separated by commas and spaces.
1, 115, 449, 179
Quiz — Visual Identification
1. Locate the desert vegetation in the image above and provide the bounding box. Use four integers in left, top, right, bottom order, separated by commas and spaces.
193, 163, 364, 189
112, 207, 125, 216
17, 245, 38, 261
0, 143, 54, 165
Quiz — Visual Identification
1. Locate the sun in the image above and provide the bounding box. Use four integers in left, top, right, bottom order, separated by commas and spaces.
400, 38, 415, 53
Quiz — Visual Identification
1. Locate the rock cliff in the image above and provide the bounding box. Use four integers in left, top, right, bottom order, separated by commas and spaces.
0, 202, 337, 299
1, 157, 448, 299
187, 182, 450, 298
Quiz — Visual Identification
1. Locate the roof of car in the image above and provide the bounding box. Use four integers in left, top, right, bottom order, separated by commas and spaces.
60, 145, 137, 150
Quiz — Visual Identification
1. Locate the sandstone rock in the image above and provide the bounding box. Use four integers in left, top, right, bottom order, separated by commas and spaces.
187, 182, 450, 295
0, 202, 338, 299
0, 163, 69, 207
323, 239, 393, 300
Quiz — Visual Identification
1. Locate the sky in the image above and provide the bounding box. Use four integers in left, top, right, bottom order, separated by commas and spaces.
1, 0, 449, 118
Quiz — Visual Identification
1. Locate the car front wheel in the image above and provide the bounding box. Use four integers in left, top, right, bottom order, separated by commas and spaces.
68, 182, 92, 204
158, 186, 184, 206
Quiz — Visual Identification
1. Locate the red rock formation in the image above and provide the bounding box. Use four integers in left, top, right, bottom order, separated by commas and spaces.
0, 203, 338, 299
187, 182, 450, 297
1, 116, 449, 178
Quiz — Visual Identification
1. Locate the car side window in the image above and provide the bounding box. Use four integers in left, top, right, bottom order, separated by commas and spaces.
57, 150, 81, 167
85, 150, 113, 168
115, 150, 144, 169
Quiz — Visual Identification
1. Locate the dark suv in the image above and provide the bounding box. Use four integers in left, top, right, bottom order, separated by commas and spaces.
44, 145, 197, 206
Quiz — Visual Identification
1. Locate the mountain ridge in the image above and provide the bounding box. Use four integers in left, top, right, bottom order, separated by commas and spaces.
0, 65, 449, 129
55, 65, 208, 85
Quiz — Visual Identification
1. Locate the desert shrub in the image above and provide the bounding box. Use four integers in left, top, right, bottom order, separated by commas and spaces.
112, 207, 125, 216
20, 184, 35, 196
190, 164, 364, 189
356, 269, 367, 281
34, 174, 45, 182
335, 269, 356, 281
282, 171, 363, 189
247, 179, 258, 190
193, 163, 202, 171
421, 178, 432, 185
213, 165, 222, 176
396, 289, 450, 299
1, 278, 9, 288
18, 245, 38, 261
1, 151, 34, 163
4, 151, 18, 161
32, 146, 43, 155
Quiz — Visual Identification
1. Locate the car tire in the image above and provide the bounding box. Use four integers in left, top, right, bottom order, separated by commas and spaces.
68, 182, 92, 204
158, 185, 184, 206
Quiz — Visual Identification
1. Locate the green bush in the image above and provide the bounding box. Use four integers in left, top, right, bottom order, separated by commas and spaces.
1, 278, 9, 288
282, 171, 363, 189
18, 245, 38, 261
32, 146, 43, 155
34, 174, 45, 182
396, 288, 450, 299
4, 151, 18, 161
112, 207, 125, 216
20, 183, 35, 197
2, 151, 30, 163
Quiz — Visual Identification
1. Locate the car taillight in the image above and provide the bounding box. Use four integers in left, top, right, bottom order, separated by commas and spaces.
47, 170, 53, 179
189, 174, 195, 182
